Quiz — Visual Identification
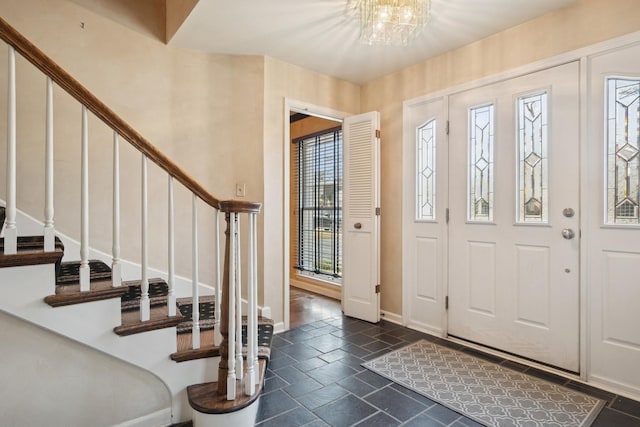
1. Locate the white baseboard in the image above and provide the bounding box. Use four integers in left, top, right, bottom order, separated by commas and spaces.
380, 310, 402, 325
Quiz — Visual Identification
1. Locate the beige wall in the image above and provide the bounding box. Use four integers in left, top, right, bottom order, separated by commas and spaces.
263, 57, 360, 324
0, 0, 264, 289
360, 0, 640, 316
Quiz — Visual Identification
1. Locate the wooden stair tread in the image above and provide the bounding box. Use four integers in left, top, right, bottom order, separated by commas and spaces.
171, 346, 220, 362
187, 359, 267, 414
0, 236, 64, 268
44, 279, 127, 307
115, 304, 183, 336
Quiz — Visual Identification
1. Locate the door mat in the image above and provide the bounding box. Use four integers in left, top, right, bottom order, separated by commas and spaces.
362, 340, 604, 427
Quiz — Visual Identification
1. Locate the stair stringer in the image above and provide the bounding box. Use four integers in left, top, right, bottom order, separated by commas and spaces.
0, 263, 219, 424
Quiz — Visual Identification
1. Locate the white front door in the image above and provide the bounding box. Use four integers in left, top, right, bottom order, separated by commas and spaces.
403, 97, 448, 334
448, 62, 581, 371
342, 111, 381, 323
586, 42, 640, 393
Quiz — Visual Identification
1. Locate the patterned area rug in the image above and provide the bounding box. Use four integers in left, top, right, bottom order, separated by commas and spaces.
363, 340, 604, 427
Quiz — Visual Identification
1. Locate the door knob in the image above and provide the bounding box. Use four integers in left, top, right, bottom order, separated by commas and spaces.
354, 222, 362, 229
562, 228, 575, 240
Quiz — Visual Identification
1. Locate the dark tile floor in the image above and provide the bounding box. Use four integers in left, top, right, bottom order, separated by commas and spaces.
256, 314, 640, 426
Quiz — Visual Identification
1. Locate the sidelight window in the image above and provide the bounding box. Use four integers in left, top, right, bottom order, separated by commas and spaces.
606, 77, 640, 224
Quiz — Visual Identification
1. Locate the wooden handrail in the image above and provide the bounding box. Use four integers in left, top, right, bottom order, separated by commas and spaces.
0, 17, 261, 213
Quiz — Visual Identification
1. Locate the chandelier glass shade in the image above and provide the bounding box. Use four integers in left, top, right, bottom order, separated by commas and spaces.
359, 0, 431, 46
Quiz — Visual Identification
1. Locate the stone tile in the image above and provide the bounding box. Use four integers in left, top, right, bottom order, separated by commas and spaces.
390, 383, 436, 407
306, 334, 347, 353
278, 342, 324, 362
424, 404, 461, 425
306, 361, 359, 386
256, 389, 299, 422
283, 376, 324, 398
263, 374, 288, 393
256, 406, 317, 427
361, 340, 391, 352
612, 396, 640, 419
318, 348, 349, 363
313, 394, 378, 427
337, 376, 377, 397
356, 369, 392, 388
295, 356, 328, 372
402, 413, 446, 426
296, 383, 350, 410
274, 365, 310, 385
353, 411, 400, 426
364, 386, 428, 421
592, 408, 640, 427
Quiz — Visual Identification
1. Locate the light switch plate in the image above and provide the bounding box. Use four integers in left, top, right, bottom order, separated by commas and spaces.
235, 183, 246, 197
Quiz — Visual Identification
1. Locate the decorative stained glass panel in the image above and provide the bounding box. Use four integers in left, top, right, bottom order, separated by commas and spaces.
517, 92, 549, 223
416, 119, 436, 220
468, 104, 494, 222
606, 78, 640, 225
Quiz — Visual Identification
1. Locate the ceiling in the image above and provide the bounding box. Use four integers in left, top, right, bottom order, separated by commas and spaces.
168, 0, 578, 85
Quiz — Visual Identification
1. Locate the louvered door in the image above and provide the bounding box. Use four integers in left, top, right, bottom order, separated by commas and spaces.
342, 112, 381, 322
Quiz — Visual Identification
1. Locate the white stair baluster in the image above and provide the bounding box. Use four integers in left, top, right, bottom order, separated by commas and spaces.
44, 77, 55, 252
245, 212, 257, 396
5, 46, 17, 255
191, 194, 201, 349
111, 132, 121, 287
140, 154, 150, 321
235, 215, 243, 381
214, 208, 222, 346
227, 212, 237, 400
167, 176, 176, 316
79, 106, 90, 291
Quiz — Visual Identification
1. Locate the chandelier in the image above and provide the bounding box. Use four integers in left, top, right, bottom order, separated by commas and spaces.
359, 0, 431, 46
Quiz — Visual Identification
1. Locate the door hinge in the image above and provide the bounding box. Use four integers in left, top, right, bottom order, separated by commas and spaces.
375, 129, 381, 138
375, 284, 381, 294
446, 120, 450, 135
375, 207, 381, 216
445, 295, 449, 310
446, 208, 449, 224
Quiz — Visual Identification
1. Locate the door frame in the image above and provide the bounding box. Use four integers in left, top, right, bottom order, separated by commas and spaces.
283, 98, 349, 331
402, 30, 640, 381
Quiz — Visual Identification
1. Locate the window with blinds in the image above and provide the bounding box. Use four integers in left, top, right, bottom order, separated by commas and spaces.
293, 127, 343, 281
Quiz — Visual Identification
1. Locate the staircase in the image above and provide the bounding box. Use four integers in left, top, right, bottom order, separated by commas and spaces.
0, 17, 271, 427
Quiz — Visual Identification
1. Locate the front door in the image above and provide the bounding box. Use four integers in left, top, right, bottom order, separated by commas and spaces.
447, 61, 581, 371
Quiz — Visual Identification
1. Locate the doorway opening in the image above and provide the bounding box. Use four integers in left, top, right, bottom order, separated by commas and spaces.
284, 100, 347, 329
288, 112, 343, 326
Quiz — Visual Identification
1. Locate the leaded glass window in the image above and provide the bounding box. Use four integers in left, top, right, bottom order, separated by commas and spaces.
606, 77, 640, 225
468, 104, 494, 222
416, 119, 436, 220
517, 92, 548, 223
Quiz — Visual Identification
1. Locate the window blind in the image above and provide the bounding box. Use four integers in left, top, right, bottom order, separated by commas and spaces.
294, 127, 343, 279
